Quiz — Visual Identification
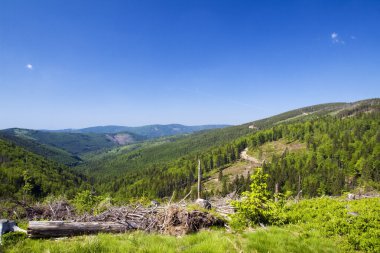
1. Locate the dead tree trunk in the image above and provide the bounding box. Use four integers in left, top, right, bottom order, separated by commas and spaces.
28, 221, 130, 238
197, 159, 202, 199
296, 174, 302, 202
274, 183, 279, 202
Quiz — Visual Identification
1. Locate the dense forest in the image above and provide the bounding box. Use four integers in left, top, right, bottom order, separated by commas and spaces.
0, 139, 87, 201
261, 113, 380, 197
90, 107, 380, 201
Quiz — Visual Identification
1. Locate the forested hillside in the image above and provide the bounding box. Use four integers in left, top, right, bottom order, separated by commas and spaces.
76, 101, 362, 179
81, 99, 380, 201
0, 125, 229, 165
260, 113, 380, 196
1, 99, 378, 202
0, 138, 87, 201
0, 128, 145, 161
0, 130, 82, 166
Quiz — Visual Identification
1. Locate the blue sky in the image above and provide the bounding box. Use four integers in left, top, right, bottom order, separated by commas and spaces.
1, 0, 379, 129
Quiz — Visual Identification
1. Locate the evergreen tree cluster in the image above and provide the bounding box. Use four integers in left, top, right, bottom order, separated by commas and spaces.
87, 110, 379, 202
0, 139, 86, 201
252, 113, 380, 196
109, 111, 380, 200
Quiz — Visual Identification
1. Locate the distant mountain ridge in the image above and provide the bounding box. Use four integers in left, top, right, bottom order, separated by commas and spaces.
0, 124, 229, 165
0, 128, 145, 162
48, 124, 231, 138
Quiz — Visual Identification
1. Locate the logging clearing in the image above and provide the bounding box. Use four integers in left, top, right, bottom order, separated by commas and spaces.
21, 196, 235, 238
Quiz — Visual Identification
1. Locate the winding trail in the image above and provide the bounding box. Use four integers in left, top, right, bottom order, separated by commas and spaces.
240, 148, 262, 166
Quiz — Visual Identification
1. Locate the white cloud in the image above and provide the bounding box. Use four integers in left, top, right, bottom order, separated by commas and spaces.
331, 32, 344, 44
26, 64, 33, 70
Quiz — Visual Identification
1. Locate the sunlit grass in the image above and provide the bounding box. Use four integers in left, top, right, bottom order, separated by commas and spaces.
243, 226, 339, 253
3, 227, 339, 253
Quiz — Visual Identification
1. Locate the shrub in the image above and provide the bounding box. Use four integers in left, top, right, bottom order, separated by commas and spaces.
285, 197, 380, 252
72, 190, 112, 214
1, 232, 27, 248
231, 168, 285, 228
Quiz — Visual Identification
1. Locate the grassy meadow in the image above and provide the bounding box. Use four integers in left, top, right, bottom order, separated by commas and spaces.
3, 227, 339, 253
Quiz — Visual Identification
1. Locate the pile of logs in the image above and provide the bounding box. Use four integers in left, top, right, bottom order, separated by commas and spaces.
210, 196, 236, 216
27, 203, 227, 238
24, 161, 237, 238
0, 197, 235, 240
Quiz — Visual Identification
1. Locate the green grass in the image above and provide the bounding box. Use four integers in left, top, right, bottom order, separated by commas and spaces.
285, 197, 380, 253
3, 227, 340, 253
243, 226, 339, 253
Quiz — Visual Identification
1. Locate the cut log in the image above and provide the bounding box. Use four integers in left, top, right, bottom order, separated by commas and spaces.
28, 221, 130, 238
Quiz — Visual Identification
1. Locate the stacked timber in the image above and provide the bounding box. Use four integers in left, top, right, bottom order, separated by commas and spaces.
27, 204, 226, 238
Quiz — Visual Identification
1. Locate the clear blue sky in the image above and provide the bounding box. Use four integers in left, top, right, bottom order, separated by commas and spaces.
1, 0, 379, 129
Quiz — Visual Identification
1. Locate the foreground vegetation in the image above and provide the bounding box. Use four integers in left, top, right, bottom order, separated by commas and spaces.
285, 197, 380, 252
231, 168, 380, 252
3, 195, 378, 252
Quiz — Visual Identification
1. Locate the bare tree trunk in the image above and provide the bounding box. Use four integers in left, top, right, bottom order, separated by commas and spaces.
298, 174, 301, 193
197, 159, 202, 199
275, 183, 279, 202
296, 174, 302, 202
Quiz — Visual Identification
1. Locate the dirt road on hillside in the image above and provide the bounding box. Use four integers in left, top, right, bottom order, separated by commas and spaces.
240, 148, 262, 165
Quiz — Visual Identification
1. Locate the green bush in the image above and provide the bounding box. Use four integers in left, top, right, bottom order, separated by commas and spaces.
72, 190, 112, 215
285, 197, 380, 252
231, 168, 285, 229
1, 232, 27, 248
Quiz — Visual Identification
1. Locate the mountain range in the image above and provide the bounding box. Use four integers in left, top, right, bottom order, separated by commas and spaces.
0, 98, 379, 202
49, 124, 230, 137
0, 124, 229, 165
